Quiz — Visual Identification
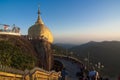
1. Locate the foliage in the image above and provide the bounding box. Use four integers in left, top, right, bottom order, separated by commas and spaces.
0, 40, 36, 70
52, 44, 79, 58
52, 44, 68, 56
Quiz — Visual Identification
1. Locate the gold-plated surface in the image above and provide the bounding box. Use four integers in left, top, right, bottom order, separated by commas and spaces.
28, 8, 53, 43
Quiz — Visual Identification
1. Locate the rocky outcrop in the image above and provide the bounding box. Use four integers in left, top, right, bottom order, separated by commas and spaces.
0, 34, 54, 71
30, 39, 53, 71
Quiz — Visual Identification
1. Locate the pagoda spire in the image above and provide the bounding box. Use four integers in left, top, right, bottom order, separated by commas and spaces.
36, 6, 44, 24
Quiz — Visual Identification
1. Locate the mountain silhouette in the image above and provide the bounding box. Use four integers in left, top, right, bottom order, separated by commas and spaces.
70, 41, 120, 77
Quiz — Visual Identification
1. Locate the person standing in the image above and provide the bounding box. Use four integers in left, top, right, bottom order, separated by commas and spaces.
61, 67, 68, 80
88, 67, 99, 80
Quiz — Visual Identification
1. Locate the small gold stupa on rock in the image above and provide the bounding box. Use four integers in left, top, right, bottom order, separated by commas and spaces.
28, 8, 53, 43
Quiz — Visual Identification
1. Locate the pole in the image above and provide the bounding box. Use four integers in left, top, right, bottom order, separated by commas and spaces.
88, 52, 90, 70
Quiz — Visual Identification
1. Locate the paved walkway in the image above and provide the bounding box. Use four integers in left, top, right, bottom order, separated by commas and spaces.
55, 58, 80, 80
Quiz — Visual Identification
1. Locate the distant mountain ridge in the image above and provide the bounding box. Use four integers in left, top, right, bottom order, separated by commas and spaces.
70, 41, 120, 76
54, 43, 77, 49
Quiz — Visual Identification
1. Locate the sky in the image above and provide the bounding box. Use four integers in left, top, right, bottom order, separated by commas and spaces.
0, 0, 120, 44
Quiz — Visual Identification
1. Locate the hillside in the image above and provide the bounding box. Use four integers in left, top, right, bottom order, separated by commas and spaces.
0, 35, 37, 70
52, 44, 70, 56
70, 41, 120, 77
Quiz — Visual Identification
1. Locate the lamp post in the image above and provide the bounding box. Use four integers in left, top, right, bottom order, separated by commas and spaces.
84, 52, 90, 70
70, 52, 73, 57
95, 62, 104, 75
53, 49, 56, 54
65, 49, 68, 56
87, 52, 90, 69
95, 62, 104, 69
84, 57, 88, 66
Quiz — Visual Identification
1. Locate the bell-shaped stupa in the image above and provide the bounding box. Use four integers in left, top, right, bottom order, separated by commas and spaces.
28, 8, 53, 43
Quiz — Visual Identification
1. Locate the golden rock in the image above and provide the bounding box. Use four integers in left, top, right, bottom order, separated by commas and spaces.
28, 8, 53, 43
